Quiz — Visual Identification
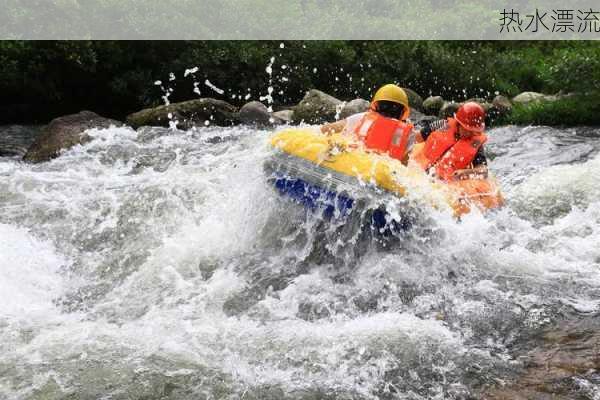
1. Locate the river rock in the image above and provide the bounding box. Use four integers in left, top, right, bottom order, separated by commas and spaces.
409, 109, 437, 126
126, 98, 238, 129
464, 98, 493, 113
484, 316, 600, 400
512, 91, 556, 104
23, 111, 120, 163
339, 98, 370, 119
292, 89, 343, 124
439, 101, 461, 118
238, 101, 272, 126
403, 88, 423, 111
423, 96, 445, 116
492, 95, 512, 113
272, 109, 294, 123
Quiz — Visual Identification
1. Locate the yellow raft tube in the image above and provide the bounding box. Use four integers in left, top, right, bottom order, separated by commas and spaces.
268, 128, 504, 217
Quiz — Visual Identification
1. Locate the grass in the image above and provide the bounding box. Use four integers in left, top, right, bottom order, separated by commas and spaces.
494, 95, 600, 127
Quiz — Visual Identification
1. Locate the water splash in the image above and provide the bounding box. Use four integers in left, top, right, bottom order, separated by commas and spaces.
0, 124, 599, 399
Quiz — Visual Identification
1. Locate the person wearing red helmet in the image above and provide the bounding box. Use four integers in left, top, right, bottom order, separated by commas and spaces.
410, 102, 488, 181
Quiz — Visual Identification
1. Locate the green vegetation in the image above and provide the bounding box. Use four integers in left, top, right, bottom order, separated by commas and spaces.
0, 41, 599, 125
498, 94, 600, 126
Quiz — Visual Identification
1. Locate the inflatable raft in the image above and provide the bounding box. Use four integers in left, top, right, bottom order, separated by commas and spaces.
264, 128, 504, 222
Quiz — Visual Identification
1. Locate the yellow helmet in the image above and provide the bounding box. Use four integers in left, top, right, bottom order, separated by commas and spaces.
371, 84, 410, 120
371, 84, 409, 108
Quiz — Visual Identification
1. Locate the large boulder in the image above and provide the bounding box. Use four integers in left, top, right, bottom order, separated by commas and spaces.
23, 111, 120, 163
272, 109, 294, 123
238, 101, 271, 126
339, 98, 370, 119
423, 96, 445, 116
489, 95, 513, 119
126, 98, 238, 129
512, 91, 556, 104
409, 109, 437, 126
402, 88, 424, 112
439, 101, 461, 118
484, 316, 600, 399
492, 95, 512, 113
292, 89, 343, 124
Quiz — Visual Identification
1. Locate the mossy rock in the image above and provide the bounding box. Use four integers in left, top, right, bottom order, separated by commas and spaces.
23, 111, 120, 163
126, 98, 239, 129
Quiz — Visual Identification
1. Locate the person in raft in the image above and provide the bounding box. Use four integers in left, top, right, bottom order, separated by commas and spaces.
410, 102, 489, 181
320, 84, 414, 163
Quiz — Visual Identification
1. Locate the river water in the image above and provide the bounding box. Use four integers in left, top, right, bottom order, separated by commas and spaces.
1, 123, 599, 399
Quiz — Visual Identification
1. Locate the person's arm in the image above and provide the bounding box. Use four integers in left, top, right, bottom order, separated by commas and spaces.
320, 120, 346, 135
416, 121, 432, 142
417, 119, 447, 142
452, 148, 488, 179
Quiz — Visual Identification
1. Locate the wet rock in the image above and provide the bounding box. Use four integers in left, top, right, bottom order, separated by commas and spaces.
272, 109, 294, 123
465, 98, 492, 113
491, 95, 513, 116
409, 109, 437, 126
23, 111, 120, 163
403, 87, 424, 111
439, 101, 462, 118
556, 90, 577, 100
512, 91, 556, 104
238, 101, 272, 126
126, 98, 238, 129
484, 316, 600, 400
292, 89, 343, 124
339, 98, 370, 119
423, 96, 445, 116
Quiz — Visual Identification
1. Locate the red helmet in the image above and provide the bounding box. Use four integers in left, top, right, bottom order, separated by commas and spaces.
455, 102, 486, 132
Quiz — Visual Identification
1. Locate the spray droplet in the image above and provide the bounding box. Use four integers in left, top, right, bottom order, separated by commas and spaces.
204, 80, 225, 95
184, 67, 199, 77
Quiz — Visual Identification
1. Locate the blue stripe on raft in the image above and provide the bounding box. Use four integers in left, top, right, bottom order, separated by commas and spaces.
269, 172, 411, 233
271, 172, 354, 219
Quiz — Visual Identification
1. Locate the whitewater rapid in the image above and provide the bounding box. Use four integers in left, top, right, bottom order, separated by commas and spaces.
1, 124, 599, 399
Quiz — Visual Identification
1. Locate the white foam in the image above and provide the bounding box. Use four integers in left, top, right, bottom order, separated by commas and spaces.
0, 224, 66, 318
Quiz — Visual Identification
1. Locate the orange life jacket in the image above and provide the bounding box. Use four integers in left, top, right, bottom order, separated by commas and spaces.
411, 118, 487, 181
353, 111, 413, 161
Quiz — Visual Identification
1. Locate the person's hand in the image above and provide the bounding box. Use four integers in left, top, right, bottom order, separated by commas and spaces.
420, 120, 432, 136
320, 120, 346, 135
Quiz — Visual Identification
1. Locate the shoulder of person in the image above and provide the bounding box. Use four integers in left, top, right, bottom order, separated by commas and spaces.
346, 112, 366, 123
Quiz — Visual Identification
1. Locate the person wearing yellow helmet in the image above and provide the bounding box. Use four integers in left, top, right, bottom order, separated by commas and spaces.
321, 84, 414, 162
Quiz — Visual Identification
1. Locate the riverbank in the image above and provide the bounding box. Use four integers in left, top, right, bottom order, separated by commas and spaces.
2, 41, 599, 125
3, 84, 597, 164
